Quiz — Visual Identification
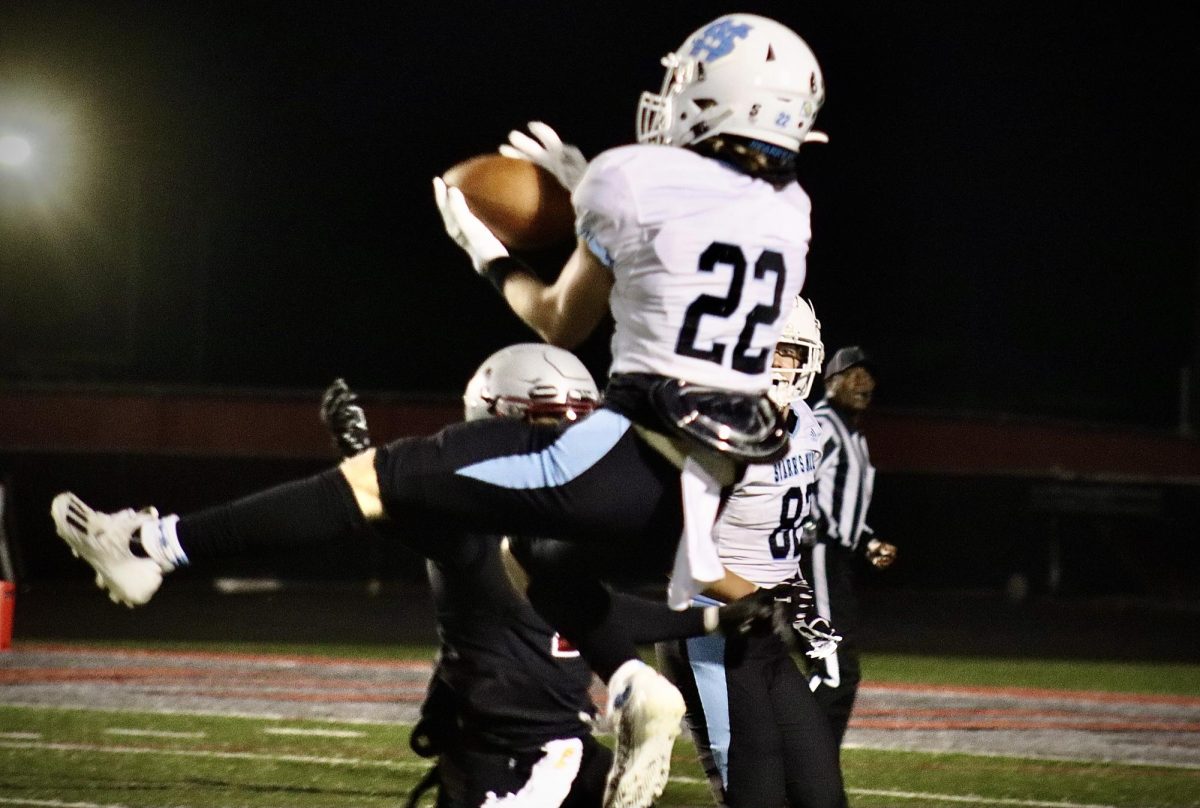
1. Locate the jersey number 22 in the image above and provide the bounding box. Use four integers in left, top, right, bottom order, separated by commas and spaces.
674, 242, 786, 375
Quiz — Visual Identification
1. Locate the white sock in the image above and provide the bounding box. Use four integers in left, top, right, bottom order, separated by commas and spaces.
140, 515, 188, 572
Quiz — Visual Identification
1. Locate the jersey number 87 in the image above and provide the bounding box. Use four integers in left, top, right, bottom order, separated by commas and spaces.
768, 485, 808, 560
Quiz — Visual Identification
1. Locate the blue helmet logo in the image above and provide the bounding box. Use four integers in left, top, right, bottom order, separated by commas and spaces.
688, 19, 752, 62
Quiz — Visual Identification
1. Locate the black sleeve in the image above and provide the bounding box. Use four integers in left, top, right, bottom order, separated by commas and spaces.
610, 590, 710, 643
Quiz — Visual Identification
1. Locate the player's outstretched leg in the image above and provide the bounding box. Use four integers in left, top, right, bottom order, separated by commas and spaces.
602, 659, 686, 808
50, 493, 178, 607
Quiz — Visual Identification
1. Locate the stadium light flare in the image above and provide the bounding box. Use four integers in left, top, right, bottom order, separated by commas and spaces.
0, 134, 33, 168
0, 95, 83, 209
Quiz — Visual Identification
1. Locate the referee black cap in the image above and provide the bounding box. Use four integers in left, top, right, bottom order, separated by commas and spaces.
824, 346, 872, 378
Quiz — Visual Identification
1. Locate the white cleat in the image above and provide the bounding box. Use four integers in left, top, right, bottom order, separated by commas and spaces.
602, 660, 686, 808
51, 493, 164, 607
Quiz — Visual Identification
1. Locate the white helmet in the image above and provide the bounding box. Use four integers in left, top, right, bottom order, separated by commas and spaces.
463, 343, 601, 423
768, 297, 825, 408
637, 14, 825, 152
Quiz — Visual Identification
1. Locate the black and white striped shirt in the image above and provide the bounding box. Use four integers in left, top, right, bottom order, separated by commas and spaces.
811, 398, 876, 552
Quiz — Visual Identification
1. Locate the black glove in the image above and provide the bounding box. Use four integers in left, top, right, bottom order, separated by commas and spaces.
776, 576, 842, 659
715, 581, 811, 638
716, 587, 779, 637
319, 378, 373, 458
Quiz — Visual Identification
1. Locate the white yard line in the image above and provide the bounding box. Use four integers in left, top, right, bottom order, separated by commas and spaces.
263, 726, 365, 738
0, 700, 404, 724
0, 800, 131, 808
847, 788, 1123, 808
0, 739, 1169, 808
0, 739, 427, 769
105, 728, 206, 739
5, 699, 1197, 770
0, 781, 1133, 808
843, 740, 1200, 771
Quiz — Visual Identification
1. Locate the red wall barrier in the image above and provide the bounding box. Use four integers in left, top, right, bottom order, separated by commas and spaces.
2, 389, 1197, 482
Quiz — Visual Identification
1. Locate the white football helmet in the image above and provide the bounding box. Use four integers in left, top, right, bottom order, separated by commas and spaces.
637, 14, 825, 151
768, 297, 824, 409
464, 343, 601, 423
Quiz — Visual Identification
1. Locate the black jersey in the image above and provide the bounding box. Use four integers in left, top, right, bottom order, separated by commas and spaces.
423, 532, 595, 752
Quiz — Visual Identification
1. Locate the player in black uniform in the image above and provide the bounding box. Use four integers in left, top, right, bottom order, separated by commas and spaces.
321, 346, 766, 808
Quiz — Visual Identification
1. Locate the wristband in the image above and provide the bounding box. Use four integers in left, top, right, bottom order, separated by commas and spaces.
481, 256, 532, 293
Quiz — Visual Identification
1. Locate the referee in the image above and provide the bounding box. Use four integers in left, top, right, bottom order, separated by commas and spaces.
803, 346, 898, 752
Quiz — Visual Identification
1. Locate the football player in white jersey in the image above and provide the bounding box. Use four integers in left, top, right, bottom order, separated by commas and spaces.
51, 14, 828, 808
658, 297, 846, 808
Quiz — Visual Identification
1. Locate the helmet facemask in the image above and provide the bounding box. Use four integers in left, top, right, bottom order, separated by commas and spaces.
637, 54, 734, 146
464, 344, 601, 425
490, 390, 599, 424
768, 297, 824, 409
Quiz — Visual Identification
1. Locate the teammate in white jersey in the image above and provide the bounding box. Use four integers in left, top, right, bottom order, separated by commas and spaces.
52, 14, 828, 808
659, 298, 846, 808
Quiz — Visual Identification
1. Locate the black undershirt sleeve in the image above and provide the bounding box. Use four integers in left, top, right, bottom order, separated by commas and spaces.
610, 591, 709, 643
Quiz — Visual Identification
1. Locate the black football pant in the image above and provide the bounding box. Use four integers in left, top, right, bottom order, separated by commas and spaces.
178, 409, 686, 678
658, 628, 844, 808
372, 410, 683, 552
436, 733, 613, 808
181, 410, 683, 562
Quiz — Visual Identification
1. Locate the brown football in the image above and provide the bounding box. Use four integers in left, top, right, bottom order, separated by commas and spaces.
442, 154, 575, 250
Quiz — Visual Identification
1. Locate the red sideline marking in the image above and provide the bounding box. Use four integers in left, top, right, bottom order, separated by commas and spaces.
0, 667, 428, 688
852, 718, 1200, 732
189, 689, 424, 704
16, 642, 434, 671
13, 645, 1199, 710
864, 681, 1200, 707
857, 708, 1113, 719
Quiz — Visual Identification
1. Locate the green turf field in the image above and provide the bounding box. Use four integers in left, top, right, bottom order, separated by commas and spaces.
1, 644, 1198, 807
1, 704, 1197, 807
862, 652, 1200, 696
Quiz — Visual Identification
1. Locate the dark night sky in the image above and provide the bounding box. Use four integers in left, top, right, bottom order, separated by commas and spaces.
0, 1, 1196, 429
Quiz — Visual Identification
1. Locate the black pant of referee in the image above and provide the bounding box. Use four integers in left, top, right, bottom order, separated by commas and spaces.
801, 541, 862, 749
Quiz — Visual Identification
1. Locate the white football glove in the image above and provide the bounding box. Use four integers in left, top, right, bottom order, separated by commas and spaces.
499, 121, 588, 193
794, 613, 842, 660
432, 176, 508, 272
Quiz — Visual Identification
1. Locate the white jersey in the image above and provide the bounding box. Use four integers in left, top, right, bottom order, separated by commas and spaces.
573, 144, 812, 393
711, 401, 823, 587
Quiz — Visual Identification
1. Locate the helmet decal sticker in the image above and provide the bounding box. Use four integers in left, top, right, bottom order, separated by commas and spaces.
688, 19, 752, 62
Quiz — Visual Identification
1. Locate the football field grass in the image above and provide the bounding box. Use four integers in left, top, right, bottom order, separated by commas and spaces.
1, 645, 1197, 807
